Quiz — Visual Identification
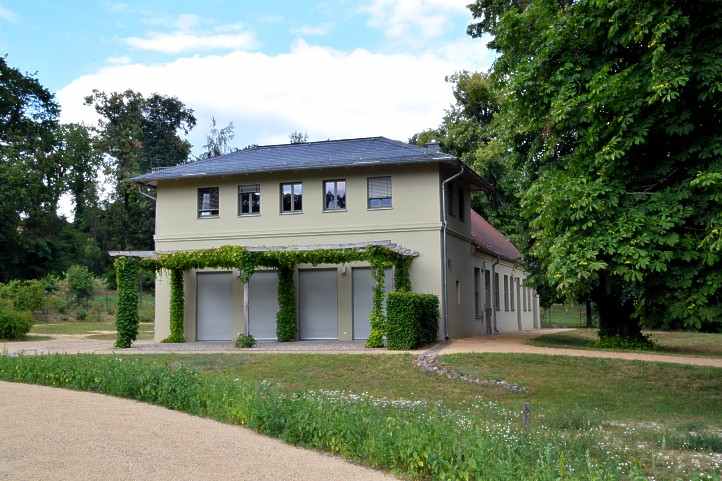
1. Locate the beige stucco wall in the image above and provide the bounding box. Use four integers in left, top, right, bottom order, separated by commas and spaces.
153, 164, 444, 341
151, 161, 535, 341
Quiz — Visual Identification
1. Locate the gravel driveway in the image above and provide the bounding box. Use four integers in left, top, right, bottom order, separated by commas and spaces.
0, 381, 398, 481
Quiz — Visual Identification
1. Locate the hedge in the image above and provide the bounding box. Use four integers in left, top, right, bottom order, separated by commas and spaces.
163, 269, 185, 343
114, 257, 139, 348
0, 305, 32, 339
386, 291, 439, 350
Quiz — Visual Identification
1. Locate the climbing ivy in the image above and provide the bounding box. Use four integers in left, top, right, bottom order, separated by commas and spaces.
119, 244, 415, 346
366, 263, 387, 348
163, 269, 185, 343
276, 265, 297, 341
114, 257, 139, 348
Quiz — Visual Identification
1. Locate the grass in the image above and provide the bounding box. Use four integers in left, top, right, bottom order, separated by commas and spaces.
0, 352, 720, 479
540, 304, 593, 328
0, 334, 53, 342
530, 328, 722, 358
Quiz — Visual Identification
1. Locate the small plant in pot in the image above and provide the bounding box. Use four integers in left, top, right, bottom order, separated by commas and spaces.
235, 333, 256, 348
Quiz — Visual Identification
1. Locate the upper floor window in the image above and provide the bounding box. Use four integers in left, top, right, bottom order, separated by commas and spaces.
280, 182, 303, 213
198, 187, 219, 218
323, 179, 347, 211
368, 176, 392, 209
238, 184, 260, 216
458, 186, 465, 222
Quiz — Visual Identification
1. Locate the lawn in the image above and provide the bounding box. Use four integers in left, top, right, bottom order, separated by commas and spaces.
530, 328, 722, 358
1, 352, 720, 479
30, 321, 154, 340
541, 304, 596, 328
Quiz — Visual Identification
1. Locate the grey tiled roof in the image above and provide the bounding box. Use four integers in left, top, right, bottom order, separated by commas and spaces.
132, 136, 456, 183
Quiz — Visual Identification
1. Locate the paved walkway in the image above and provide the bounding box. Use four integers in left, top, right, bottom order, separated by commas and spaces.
0, 381, 397, 481
439, 329, 722, 368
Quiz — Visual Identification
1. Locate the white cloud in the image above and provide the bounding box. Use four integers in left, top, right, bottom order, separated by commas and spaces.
58, 39, 492, 151
292, 24, 331, 36
0, 4, 17, 22
105, 55, 132, 65
125, 31, 257, 54
362, 0, 469, 40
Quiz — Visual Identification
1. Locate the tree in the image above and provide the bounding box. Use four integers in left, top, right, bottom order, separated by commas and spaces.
85, 90, 196, 251
200, 116, 235, 159
468, 0, 722, 336
288, 130, 308, 144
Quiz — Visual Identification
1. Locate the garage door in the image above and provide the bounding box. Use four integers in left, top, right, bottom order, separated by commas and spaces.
299, 269, 338, 340
352, 267, 393, 340
248, 271, 279, 340
197, 272, 234, 341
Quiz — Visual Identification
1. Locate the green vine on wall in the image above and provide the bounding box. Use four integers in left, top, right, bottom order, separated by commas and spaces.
114, 257, 139, 348
163, 269, 185, 343
117, 244, 415, 346
276, 265, 297, 341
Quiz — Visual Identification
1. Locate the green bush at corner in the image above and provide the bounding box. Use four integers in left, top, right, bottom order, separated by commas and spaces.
0, 305, 32, 340
386, 291, 438, 350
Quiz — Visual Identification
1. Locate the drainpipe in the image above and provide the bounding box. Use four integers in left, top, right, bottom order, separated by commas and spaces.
491, 256, 500, 334
441, 163, 465, 340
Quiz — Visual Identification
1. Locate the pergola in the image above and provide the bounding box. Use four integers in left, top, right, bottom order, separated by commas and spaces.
110, 241, 418, 348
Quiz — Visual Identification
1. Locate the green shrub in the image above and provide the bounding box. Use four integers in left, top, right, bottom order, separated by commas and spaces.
0, 305, 32, 339
386, 291, 439, 350
597, 333, 655, 351
365, 265, 387, 348
66, 264, 95, 301
114, 257, 139, 348
76, 308, 88, 321
0, 279, 45, 312
235, 334, 256, 348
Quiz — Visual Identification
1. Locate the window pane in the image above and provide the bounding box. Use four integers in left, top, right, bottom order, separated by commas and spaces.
368, 177, 391, 208
282, 184, 292, 212
324, 181, 336, 210
251, 192, 260, 213
240, 193, 250, 214
336, 180, 346, 208
198, 187, 219, 217
293, 183, 303, 211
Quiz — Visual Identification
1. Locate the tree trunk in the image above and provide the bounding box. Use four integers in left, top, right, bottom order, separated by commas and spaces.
593, 272, 641, 339
585, 299, 593, 328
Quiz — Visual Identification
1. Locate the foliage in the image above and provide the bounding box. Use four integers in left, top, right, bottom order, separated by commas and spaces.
288, 130, 308, 144
365, 264, 387, 347
466, 0, 722, 336
114, 257, 139, 348
0, 354, 689, 481
386, 291, 439, 350
163, 269, 185, 343
597, 334, 656, 352
66, 264, 95, 301
235, 334, 256, 348
0, 279, 44, 311
0, 304, 32, 339
392, 256, 412, 292
276, 265, 297, 342
200, 116, 236, 159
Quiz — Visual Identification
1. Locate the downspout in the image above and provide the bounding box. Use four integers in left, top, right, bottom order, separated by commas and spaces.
441, 163, 465, 340
491, 256, 500, 334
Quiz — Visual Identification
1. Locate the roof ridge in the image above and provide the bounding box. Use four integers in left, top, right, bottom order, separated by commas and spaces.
247, 136, 387, 150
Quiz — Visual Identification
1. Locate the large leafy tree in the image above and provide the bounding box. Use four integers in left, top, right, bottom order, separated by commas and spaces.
85, 90, 196, 251
469, 0, 722, 335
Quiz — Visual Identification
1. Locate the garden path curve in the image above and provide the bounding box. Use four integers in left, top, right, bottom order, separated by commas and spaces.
439, 330, 722, 368
0, 381, 398, 481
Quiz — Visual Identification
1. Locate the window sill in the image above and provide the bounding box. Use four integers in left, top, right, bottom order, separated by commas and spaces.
197, 215, 219, 219
367, 206, 393, 211
280, 211, 303, 215
323, 209, 347, 213
238, 213, 261, 217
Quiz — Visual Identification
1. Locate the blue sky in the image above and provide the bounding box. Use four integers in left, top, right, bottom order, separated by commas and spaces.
1, 0, 495, 151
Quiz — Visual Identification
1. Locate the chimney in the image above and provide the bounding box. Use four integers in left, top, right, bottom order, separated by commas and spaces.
424, 140, 441, 154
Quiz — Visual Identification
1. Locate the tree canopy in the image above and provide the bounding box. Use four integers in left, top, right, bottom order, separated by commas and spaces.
466, 0, 722, 335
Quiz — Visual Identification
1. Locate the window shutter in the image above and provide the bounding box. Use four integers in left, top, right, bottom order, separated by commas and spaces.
368, 176, 391, 198
239, 184, 259, 194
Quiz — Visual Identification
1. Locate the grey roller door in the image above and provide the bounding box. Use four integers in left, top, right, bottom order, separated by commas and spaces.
352, 267, 393, 340
197, 272, 234, 341
248, 271, 279, 340
299, 269, 338, 340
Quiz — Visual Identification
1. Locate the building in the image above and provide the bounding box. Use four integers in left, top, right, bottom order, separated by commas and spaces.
130, 136, 539, 342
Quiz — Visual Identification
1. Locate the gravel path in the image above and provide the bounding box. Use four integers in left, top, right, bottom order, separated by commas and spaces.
439, 330, 722, 368
0, 381, 398, 481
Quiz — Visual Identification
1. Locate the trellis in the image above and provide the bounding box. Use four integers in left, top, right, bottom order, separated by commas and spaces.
112, 243, 416, 348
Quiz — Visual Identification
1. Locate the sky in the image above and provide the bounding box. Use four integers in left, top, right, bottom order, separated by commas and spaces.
1, 0, 496, 146
1, 1, 495, 214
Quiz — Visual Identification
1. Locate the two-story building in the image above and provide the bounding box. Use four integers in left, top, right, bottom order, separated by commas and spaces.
131, 137, 539, 343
